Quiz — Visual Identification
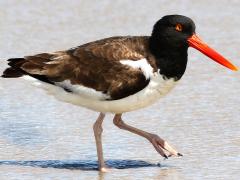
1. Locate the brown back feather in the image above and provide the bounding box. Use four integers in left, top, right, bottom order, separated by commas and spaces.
2, 36, 154, 99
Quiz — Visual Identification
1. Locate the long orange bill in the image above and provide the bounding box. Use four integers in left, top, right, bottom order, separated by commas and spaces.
188, 34, 238, 71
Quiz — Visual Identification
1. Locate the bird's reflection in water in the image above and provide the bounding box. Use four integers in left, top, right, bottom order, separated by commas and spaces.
0, 159, 159, 170
0, 159, 184, 180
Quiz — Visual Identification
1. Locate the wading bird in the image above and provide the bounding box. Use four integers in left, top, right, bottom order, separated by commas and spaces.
2, 15, 238, 172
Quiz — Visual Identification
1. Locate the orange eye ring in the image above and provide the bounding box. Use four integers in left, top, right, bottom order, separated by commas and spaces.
175, 23, 183, 32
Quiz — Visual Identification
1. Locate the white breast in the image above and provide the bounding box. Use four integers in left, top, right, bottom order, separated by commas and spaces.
22, 59, 177, 113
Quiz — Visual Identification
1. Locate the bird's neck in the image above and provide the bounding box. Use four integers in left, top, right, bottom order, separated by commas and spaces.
149, 38, 188, 81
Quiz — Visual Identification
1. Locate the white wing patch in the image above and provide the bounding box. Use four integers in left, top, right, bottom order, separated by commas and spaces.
22, 76, 110, 101
55, 80, 110, 100
120, 58, 153, 79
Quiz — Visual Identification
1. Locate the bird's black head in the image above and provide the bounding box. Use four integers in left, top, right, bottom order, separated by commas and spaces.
149, 14, 237, 80
150, 15, 196, 54
149, 15, 196, 79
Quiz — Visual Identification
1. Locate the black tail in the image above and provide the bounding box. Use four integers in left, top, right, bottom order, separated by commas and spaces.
1, 58, 27, 78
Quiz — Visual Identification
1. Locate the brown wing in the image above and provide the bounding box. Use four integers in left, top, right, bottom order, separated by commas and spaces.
72, 36, 149, 61
3, 36, 151, 100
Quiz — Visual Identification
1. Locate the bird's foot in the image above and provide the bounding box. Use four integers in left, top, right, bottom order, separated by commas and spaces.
149, 134, 183, 158
99, 166, 110, 172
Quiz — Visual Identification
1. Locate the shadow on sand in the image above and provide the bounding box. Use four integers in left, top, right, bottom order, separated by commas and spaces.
0, 159, 162, 170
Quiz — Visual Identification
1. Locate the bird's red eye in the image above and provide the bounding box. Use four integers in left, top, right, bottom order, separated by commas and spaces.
175, 23, 183, 32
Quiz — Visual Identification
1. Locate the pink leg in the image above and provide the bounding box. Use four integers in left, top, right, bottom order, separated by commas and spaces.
93, 113, 108, 172
113, 114, 182, 158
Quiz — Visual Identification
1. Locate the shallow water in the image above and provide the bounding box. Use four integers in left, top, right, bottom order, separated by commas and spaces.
0, 0, 240, 179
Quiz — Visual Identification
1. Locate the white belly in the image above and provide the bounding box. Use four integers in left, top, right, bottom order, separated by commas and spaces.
25, 73, 177, 113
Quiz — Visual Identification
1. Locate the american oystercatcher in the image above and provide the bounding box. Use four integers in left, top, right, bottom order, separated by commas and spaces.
1, 15, 238, 171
